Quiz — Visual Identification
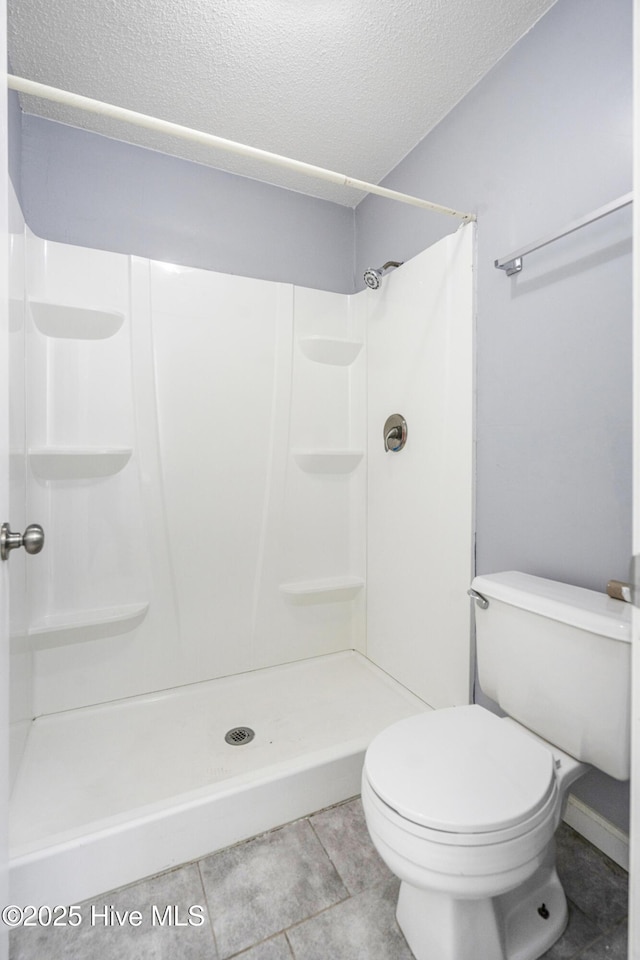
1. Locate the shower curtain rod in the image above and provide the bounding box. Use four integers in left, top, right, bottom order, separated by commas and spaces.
8, 75, 476, 223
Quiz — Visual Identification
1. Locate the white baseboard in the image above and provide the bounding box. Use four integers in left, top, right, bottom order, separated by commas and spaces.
563, 794, 629, 870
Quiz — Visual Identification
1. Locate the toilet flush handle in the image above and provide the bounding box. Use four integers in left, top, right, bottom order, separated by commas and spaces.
468, 588, 489, 610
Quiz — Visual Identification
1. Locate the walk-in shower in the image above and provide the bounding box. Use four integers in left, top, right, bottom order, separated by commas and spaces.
8, 212, 474, 907
363, 261, 403, 290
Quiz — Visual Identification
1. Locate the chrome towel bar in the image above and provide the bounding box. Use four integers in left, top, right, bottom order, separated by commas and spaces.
495, 192, 632, 277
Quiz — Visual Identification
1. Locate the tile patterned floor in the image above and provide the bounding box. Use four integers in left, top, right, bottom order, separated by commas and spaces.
10, 797, 628, 959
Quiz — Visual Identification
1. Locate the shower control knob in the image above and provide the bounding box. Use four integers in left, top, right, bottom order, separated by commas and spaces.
0, 522, 45, 561
383, 414, 408, 453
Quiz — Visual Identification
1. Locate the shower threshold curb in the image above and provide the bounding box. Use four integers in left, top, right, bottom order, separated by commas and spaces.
9, 740, 367, 907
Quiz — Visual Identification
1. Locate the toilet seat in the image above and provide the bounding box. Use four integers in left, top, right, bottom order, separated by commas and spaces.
364, 705, 556, 840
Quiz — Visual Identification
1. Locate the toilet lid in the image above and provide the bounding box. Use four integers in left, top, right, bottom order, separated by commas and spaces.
364, 705, 556, 834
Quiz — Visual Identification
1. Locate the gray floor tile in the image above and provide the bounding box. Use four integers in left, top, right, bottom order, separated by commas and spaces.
542, 900, 603, 959
555, 824, 628, 933
575, 919, 628, 960
234, 934, 293, 959
310, 797, 393, 895
286, 878, 414, 960
9, 864, 216, 960
9, 802, 628, 960
199, 818, 348, 958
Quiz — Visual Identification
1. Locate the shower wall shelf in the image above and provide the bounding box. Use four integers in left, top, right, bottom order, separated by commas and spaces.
279, 577, 364, 604
29, 448, 133, 481
293, 451, 363, 474
28, 602, 150, 649
29, 300, 125, 339
298, 337, 363, 366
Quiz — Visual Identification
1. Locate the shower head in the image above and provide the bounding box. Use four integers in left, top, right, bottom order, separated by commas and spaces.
363, 261, 403, 290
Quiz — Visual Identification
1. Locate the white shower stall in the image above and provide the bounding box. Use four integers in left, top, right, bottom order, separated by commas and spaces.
7, 184, 475, 905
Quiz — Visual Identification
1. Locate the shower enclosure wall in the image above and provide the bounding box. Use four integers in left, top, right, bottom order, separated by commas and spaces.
7, 191, 474, 904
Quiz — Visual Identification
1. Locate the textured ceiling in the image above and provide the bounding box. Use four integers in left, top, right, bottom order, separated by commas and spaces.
8, 0, 557, 206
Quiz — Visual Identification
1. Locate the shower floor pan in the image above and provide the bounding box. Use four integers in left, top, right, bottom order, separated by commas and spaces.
10, 651, 429, 906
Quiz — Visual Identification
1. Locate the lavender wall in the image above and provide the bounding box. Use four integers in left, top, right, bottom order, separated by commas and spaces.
357, 0, 632, 590
18, 116, 355, 293
355, 0, 632, 829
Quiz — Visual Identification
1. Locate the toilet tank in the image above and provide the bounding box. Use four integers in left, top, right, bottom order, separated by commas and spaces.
472, 571, 632, 781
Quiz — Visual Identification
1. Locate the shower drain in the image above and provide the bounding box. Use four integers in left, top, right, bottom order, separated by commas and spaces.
225, 726, 255, 746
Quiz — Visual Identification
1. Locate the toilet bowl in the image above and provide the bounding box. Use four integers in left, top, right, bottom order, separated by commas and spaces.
362, 705, 587, 960
361, 572, 630, 960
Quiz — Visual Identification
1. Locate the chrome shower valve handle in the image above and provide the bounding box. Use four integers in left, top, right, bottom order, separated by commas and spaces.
383, 414, 407, 452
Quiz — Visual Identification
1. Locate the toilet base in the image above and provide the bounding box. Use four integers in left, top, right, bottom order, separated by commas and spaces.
396, 844, 568, 960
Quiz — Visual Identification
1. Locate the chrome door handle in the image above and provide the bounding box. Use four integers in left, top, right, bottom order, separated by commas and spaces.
0, 522, 45, 561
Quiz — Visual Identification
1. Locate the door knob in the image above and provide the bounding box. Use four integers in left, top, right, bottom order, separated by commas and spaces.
0, 522, 45, 561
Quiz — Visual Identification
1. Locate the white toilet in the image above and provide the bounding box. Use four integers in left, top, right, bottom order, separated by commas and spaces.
361, 571, 631, 960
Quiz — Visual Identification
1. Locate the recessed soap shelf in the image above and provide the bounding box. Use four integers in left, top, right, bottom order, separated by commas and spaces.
293, 450, 363, 474
29, 448, 133, 481
27, 602, 150, 649
279, 577, 364, 604
298, 337, 363, 366
30, 300, 124, 340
